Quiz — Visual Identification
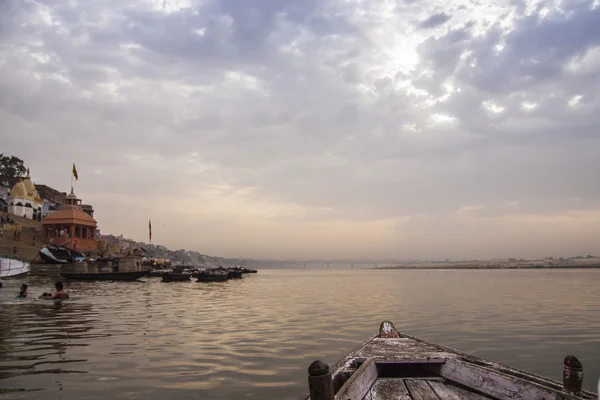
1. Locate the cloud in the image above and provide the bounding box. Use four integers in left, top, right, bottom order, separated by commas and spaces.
1, 0, 600, 260
419, 12, 452, 29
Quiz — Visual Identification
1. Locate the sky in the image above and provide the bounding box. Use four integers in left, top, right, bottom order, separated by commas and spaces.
1, 0, 600, 261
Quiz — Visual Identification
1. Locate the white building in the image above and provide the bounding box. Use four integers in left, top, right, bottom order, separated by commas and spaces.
8, 172, 44, 221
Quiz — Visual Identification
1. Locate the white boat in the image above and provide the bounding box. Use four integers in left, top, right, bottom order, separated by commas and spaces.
0, 257, 31, 278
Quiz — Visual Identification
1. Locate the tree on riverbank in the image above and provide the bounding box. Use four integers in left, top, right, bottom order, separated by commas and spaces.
0, 154, 27, 188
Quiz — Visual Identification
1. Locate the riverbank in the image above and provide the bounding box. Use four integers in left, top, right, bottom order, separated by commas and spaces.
378, 257, 600, 270
0, 212, 43, 261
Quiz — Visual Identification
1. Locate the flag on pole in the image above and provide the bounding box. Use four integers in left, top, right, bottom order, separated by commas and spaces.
72, 163, 79, 180
149, 219, 152, 243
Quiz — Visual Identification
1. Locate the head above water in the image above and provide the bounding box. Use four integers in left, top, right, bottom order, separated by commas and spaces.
20, 283, 28, 291
55, 282, 64, 291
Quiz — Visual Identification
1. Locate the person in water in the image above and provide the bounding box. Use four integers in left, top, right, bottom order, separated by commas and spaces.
17, 283, 28, 298
41, 282, 69, 300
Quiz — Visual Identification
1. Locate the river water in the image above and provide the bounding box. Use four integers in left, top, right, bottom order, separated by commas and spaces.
1, 268, 599, 399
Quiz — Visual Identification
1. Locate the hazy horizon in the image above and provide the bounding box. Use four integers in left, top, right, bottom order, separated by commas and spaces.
2, 0, 600, 260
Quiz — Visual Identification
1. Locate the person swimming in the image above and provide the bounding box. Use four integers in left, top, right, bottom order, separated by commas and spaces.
52, 282, 69, 299
41, 281, 69, 300
17, 283, 28, 298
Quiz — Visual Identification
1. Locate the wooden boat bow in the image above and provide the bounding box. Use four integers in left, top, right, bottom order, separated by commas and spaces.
304, 321, 597, 400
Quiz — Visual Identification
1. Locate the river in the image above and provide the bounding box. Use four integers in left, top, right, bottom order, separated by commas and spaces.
1, 268, 599, 399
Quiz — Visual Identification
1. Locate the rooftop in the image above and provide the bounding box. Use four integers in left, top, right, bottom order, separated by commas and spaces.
42, 208, 97, 227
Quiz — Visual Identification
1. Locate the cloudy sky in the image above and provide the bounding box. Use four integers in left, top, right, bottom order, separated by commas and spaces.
2, 0, 600, 260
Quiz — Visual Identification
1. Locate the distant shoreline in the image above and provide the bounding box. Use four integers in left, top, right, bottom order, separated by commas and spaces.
375, 264, 600, 270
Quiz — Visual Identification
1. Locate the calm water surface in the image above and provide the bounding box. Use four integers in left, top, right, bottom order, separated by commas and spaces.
1, 268, 599, 399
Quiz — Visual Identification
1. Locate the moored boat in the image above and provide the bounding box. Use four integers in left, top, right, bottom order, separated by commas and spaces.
59, 255, 149, 281
303, 321, 597, 400
196, 269, 229, 282
161, 272, 192, 282
39, 244, 86, 264
0, 257, 31, 278
227, 268, 243, 279
147, 269, 172, 277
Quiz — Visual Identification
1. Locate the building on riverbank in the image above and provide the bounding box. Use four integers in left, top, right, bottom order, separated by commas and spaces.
35, 184, 95, 218
8, 171, 43, 221
42, 189, 98, 251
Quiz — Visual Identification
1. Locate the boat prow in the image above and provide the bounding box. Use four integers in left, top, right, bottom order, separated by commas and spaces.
303, 321, 597, 400
0, 257, 31, 278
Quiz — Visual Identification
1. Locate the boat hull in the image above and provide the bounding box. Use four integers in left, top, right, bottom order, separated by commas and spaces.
227, 270, 243, 279
39, 246, 86, 264
59, 270, 150, 281
0, 257, 31, 278
197, 273, 228, 282
161, 273, 191, 282
302, 321, 597, 400
147, 269, 172, 277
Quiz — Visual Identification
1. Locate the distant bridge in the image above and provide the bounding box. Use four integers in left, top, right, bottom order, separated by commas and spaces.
272, 261, 398, 269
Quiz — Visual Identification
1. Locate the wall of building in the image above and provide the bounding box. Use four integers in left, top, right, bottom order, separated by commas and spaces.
8, 197, 43, 221
35, 185, 67, 205
42, 200, 62, 218
47, 236, 98, 251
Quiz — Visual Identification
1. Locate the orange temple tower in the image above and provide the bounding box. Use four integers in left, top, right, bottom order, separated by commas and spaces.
42, 188, 98, 251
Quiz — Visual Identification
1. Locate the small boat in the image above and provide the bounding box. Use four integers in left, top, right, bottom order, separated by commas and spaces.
234, 265, 257, 274
302, 321, 596, 400
196, 269, 229, 282
0, 257, 31, 278
161, 272, 192, 282
39, 245, 86, 264
59, 270, 150, 281
227, 268, 243, 279
59, 256, 149, 281
147, 269, 172, 277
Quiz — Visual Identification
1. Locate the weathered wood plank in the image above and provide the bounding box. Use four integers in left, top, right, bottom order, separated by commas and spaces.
373, 358, 447, 365
440, 359, 585, 400
303, 323, 597, 400
404, 379, 440, 400
355, 338, 452, 361
335, 358, 378, 400
428, 380, 493, 400
393, 332, 596, 399
368, 378, 411, 400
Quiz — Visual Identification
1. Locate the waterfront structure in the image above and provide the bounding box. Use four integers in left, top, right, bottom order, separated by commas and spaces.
8, 171, 43, 221
35, 184, 95, 218
35, 184, 67, 218
42, 188, 98, 250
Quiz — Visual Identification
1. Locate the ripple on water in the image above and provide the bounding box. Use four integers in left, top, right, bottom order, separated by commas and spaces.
1, 269, 599, 399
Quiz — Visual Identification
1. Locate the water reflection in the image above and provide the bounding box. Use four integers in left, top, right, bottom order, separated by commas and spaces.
0, 300, 94, 394
0, 268, 599, 399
